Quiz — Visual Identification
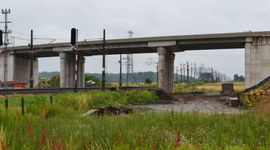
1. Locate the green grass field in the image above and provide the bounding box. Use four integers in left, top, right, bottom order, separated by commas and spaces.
0, 88, 269, 149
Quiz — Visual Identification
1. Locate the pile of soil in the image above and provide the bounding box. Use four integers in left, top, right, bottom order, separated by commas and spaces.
92, 106, 132, 115
253, 96, 270, 113
155, 90, 174, 100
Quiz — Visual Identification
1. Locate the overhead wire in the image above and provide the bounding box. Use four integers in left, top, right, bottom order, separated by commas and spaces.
11, 31, 155, 72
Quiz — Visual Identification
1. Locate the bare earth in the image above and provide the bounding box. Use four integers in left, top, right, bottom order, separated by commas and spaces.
134, 94, 246, 114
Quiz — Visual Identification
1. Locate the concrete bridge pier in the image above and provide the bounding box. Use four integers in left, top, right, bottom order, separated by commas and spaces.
0, 53, 39, 87
60, 52, 85, 88
245, 37, 270, 88
13, 56, 39, 88
158, 47, 175, 94
77, 55, 85, 88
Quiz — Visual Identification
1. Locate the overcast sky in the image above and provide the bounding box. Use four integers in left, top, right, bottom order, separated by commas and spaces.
2, 0, 270, 78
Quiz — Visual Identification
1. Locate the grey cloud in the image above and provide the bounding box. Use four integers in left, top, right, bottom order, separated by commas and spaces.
1, 0, 268, 77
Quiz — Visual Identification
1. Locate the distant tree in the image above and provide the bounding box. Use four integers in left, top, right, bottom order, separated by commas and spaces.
47, 76, 60, 87
233, 74, 239, 82
238, 75, 245, 82
145, 78, 152, 84
233, 74, 245, 82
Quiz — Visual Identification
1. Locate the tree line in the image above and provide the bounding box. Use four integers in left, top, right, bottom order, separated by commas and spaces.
39, 71, 245, 88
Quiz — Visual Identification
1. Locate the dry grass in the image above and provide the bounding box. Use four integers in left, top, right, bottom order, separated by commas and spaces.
196, 83, 222, 92
233, 82, 245, 91
196, 82, 245, 92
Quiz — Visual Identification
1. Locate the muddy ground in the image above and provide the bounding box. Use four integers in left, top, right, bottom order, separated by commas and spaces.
133, 93, 246, 114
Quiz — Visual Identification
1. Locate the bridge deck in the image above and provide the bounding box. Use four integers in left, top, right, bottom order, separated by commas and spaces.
3, 31, 270, 58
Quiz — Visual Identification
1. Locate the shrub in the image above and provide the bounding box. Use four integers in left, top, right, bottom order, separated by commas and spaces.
145, 78, 152, 84
124, 90, 158, 104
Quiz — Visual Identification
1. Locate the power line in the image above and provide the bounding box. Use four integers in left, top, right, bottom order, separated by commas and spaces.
0, 8, 11, 89
125, 30, 137, 86
13, 31, 63, 40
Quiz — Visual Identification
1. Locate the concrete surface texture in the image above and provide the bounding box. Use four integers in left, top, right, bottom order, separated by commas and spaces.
158, 47, 175, 94
245, 37, 270, 88
1, 31, 270, 91
60, 51, 85, 88
0, 53, 39, 87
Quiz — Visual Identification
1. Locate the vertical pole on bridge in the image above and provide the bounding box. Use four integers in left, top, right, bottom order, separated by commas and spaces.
1, 9, 11, 89
30, 29, 34, 88
71, 28, 78, 92
119, 54, 122, 87
21, 97, 24, 115
5, 98, 8, 110
186, 61, 189, 83
156, 62, 159, 85
102, 29, 106, 91
50, 95, 53, 105
74, 45, 79, 93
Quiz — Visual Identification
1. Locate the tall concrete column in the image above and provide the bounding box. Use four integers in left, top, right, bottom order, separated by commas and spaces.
33, 59, 39, 87
60, 52, 85, 88
0, 53, 14, 82
13, 57, 39, 88
245, 37, 270, 88
60, 52, 66, 87
60, 52, 74, 88
78, 55, 85, 87
158, 47, 175, 94
0, 53, 39, 88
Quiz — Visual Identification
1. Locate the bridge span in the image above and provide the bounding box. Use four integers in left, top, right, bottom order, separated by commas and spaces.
1, 31, 270, 93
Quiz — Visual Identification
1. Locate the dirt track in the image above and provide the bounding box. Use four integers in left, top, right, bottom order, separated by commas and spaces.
134, 93, 246, 114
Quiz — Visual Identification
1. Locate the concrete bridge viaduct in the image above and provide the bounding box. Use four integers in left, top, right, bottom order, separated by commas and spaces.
1, 31, 270, 94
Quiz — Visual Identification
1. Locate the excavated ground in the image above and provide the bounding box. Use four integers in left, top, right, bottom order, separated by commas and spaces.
133, 93, 246, 114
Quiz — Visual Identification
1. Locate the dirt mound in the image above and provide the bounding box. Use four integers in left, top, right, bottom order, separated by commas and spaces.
83, 106, 133, 116
252, 96, 270, 113
155, 89, 174, 100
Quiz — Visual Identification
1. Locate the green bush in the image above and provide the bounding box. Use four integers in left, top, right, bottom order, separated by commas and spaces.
145, 78, 152, 84
124, 90, 158, 104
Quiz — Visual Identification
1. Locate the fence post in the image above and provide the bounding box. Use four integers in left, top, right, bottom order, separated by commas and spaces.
50, 95, 53, 105
21, 97, 25, 115
5, 98, 8, 110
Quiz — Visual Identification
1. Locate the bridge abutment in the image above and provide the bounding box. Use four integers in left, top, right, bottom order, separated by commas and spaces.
60, 52, 85, 88
158, 47, 175, 94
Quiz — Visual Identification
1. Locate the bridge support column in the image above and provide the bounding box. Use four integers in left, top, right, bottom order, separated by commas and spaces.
245, 37, 270, 88
0, 53, 39, 88
78, 55, 85, 88
158, 47, 175, 94
13, 56, 39, 88
60, 52, 85, 88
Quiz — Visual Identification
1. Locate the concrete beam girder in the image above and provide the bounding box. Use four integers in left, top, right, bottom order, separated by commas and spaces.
53, 47, 72, 52
148, 41, 176, 47
10, 31, 270, 58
